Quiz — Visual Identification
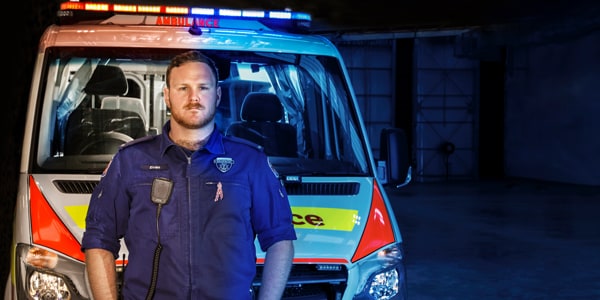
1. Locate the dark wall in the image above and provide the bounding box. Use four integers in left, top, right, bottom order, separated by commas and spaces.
504, 30, 600, 185
2, 0, 60, 288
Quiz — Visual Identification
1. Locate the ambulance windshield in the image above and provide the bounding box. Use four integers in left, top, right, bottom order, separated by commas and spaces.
34, 47, 369, 176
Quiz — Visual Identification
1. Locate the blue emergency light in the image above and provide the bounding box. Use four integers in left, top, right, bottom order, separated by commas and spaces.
58, 1, 312, 32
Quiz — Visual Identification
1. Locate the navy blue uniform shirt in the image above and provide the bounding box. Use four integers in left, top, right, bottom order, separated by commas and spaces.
82, 121, 297, 299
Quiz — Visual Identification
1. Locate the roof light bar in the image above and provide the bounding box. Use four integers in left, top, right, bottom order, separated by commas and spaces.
165, 6, 188, 15
269, 11, 292, 19
137, 5, 161, 14
243, 11, 265, 18
190, 8, 215, 16
113, 4, 137, 13
59, 1, 311, 21
58, 1, 311, 32
218, 9, 242, 17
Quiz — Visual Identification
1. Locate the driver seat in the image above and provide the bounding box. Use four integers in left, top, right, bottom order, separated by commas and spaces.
226, 92, 297, 157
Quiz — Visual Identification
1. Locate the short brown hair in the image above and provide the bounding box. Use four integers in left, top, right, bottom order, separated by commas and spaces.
165, 50, 219, 88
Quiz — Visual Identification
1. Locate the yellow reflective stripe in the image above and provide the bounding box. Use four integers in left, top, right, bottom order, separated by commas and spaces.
291, 207, 358, 231
64, 205, 359, 232
65, 205, 89, 230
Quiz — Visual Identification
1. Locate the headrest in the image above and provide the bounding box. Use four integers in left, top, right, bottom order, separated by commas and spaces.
83, 65, 128, 96
240, 92, 283, 122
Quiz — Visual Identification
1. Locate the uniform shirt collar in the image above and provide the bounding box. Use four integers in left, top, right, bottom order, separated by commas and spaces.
160, 120, 225, 156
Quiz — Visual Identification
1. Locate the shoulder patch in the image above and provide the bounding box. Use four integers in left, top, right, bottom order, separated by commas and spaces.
102, 158, 112, 177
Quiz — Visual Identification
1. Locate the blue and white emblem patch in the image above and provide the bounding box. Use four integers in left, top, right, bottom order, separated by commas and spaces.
213, 157, 234, 173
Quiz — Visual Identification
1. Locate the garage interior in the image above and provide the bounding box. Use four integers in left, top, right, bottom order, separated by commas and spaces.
3, 1, 600, 298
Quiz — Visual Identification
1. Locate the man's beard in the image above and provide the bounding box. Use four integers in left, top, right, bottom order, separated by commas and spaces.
171, 104, 216, 130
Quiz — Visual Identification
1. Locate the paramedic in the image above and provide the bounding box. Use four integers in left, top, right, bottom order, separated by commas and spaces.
81, 50, 296, 300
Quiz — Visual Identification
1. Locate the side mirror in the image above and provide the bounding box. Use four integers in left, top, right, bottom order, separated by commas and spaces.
378, 128, 412, 188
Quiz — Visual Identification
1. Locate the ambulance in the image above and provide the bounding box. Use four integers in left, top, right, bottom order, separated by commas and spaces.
5, 1, 409, 299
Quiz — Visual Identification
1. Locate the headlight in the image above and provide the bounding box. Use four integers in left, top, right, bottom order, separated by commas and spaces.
15, 244, 90, 300
367, 268, 399, 299
353, 243, 407, 300
28, 270, 71, 299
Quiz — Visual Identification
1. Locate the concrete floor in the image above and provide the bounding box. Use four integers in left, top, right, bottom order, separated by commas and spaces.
386, 179, 600, 300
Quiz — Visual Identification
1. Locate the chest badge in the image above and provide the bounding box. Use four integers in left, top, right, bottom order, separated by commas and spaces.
213, 157, 234, 173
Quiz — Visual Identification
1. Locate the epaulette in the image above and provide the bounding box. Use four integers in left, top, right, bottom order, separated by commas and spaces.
119, 134, 158, 149
223, 135, 265, 153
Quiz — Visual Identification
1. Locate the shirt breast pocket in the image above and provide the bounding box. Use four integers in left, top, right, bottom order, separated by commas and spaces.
200, 178, 253, 239
202, 178, 249, 202
128, 175, 181, 241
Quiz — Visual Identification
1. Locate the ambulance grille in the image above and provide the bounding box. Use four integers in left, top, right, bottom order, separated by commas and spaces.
54, 180, 361, 196
284, 182, 359, 195
254, 264, 347, 299
54, 180, 98, 194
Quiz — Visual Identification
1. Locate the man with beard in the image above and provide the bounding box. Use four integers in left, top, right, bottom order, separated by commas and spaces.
82, 50, 297, 300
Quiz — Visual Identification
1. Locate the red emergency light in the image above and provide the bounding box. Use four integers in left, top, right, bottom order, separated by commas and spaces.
59, 1, 311, 23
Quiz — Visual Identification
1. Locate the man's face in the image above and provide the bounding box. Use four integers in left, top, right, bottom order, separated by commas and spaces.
164, 61, 221, 130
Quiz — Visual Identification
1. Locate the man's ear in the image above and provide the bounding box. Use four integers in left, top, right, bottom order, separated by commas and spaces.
216, 86, 222, 106
163, 86, 171, 109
